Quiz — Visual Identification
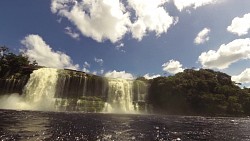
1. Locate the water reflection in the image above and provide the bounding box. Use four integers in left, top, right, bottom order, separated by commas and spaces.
0, 110, 50, 140
100, 114, 146, 140
47, 112, 105, 140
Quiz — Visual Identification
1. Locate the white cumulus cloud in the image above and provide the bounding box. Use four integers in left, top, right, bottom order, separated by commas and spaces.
194, 28, 211, 45
51, 0, 177, 42
64, 26, 80, 40
172, 0, 219, 11
128, 0, 176, 40
82, 61, 90, 73
51, 0, 131, 43
91, 69, 105, 75
115, 43, 124, 49
143, 73, 161, 79
198, 38, 250, 69
115, 43, 126, 52
104, 70, 134, 80
21, 34, 79, 70
83, 61, 90, 68
94, 57, 104, 66
227, 13, 250, 36
162, 59, 184, 74
82, 67, 90, 73
100, 69, 104, 74
232, 68, 250, 84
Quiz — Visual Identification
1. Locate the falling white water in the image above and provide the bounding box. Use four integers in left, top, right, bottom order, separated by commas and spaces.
22, 68, 59, 110
104, 78, 135, 113
83, 76, 87, 96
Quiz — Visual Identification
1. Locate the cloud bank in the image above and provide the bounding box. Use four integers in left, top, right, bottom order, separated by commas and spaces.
104, 70, 134, 80
198, 38, 250, 69
227, 13, 250, 36
194, 28, 211, 45
162, 59, 184, 74
21, 34, 79, 70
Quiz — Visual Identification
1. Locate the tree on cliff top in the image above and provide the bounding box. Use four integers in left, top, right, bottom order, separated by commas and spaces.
0, 46, 37, 78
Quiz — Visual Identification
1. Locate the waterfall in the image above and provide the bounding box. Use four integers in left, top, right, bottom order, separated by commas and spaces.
55, 70, 108, 99
0, 67, 148, 112
133, 80, 147, 102
83, 76, 87, 96
23, 68, 58, 110
104, 78, 135, 113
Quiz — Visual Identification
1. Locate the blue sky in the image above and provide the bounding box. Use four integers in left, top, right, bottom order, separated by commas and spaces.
1, 0, 250, 85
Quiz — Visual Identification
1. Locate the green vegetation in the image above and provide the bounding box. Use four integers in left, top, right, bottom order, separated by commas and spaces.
0, 46, 37, 79
148, 69, 250, 116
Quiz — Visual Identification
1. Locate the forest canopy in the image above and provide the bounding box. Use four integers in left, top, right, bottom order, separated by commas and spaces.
148, 69, 250, 116
0, 46, 37, 78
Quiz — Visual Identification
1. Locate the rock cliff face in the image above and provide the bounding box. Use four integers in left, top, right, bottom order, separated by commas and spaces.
0, 66, 40, 95
0, 77, 29, 95
55, 69, 109, 99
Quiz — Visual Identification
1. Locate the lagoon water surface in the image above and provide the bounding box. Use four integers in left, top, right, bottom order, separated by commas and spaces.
0, 109, 250, 141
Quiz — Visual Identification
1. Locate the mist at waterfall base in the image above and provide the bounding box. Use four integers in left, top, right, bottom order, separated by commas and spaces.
0, 93, 55, 111
0, 68, 59, 111
0, 94, 32, 110
0, 68, 148, 113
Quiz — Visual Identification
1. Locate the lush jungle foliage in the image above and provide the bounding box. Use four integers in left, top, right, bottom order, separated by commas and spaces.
0, 46, 37, 79
148, 69, 250, 116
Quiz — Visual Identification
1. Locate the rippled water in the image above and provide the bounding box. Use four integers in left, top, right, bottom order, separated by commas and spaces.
0, 110, 250, 141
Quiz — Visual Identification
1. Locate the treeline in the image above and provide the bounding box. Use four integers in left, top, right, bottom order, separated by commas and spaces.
0, 46, 38, 79
147, 69, 250, 116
